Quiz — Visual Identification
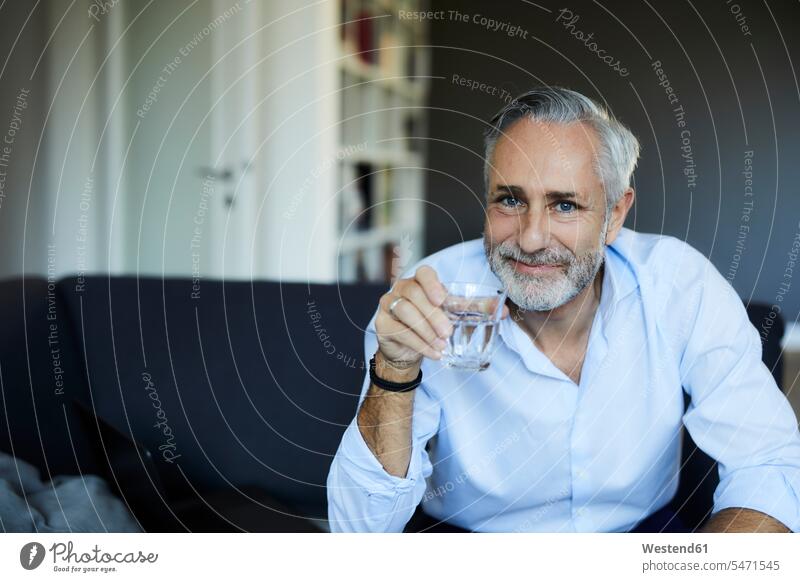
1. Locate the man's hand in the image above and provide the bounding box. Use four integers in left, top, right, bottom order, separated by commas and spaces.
375, 265, 510, 367
700, 507, 790, 532
375, 265, 453, 367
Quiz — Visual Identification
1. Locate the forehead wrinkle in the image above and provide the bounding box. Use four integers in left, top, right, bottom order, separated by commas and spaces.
491, 120, 604, 205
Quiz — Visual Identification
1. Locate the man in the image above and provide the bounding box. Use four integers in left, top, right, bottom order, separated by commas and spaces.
327, 87, 800, 533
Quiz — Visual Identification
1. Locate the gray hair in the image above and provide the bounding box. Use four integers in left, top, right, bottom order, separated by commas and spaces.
483, 87, 640, 211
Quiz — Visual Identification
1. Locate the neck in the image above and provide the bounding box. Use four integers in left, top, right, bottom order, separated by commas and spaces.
510, 264, 604, 349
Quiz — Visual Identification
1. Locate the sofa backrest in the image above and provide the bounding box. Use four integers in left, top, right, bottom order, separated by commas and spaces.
56, 276, 387, 518
0, 278, 99, 478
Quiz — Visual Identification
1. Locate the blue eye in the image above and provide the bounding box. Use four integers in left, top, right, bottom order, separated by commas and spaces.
555, 201, 577, 213
499, 195, 522, 208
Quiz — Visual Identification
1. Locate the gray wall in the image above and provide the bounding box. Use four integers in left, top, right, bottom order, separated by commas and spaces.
424, 0, 800, 321
0, 3, 49, 276
0, 1, 117, 279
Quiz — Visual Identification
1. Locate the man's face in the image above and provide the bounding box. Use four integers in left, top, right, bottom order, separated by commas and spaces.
483, 119, 612, 312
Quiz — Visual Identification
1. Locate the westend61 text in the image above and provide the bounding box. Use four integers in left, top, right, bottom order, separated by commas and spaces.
642, 543, 708, 554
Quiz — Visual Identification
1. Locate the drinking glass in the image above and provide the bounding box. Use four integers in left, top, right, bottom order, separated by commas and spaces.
440, 281, 507, 371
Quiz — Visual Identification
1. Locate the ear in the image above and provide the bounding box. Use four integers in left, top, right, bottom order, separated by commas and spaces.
604, 188, 635, 245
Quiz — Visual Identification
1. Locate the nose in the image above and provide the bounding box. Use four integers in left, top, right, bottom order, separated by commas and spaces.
517, 206, 551, 254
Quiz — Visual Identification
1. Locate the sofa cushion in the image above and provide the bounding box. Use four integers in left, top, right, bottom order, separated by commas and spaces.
57, 276, 386, 518
0, 278, 96, 478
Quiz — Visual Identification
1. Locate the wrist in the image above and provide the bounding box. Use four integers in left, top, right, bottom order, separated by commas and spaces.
374, 350, 421, 384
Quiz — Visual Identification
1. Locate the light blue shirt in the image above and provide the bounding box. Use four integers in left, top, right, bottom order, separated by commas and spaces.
327, 228, 800, 532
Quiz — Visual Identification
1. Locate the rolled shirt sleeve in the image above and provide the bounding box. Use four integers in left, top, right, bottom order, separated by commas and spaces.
678, 249, 800, 531
327, 308, 441, 532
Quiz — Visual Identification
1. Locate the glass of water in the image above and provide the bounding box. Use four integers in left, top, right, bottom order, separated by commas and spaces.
440, 282, 507, 371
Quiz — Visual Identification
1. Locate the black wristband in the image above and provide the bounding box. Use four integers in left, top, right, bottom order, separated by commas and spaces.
369, 355, 422, 393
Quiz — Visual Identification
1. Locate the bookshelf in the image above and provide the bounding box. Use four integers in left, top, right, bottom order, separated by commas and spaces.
336, 0, 431, 284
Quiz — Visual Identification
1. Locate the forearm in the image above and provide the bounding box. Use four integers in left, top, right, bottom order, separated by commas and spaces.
328, 352, 431, 532
357, 351, 419, 478
700, 508, 790, 533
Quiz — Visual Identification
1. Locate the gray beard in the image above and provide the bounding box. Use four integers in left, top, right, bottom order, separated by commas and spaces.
483, 222, 608, 312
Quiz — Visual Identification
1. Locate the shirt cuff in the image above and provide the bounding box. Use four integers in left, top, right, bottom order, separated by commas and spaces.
337, 417, 423, 497
713, 465, 800, 532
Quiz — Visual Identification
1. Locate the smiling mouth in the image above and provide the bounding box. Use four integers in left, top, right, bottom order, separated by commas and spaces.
508, 258, 563, 274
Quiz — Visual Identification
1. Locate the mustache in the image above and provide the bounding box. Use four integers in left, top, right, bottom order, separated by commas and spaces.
495, 243, 574, 266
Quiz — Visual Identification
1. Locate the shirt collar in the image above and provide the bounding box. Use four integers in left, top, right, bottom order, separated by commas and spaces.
598, 238, 639, 328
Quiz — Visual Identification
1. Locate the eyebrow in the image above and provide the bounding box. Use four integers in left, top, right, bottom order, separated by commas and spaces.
491, 185, 581, 201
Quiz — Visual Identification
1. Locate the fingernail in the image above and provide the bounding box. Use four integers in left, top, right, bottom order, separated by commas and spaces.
434, 339, 447, 350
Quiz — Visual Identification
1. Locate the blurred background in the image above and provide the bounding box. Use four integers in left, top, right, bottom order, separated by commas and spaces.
0, 1, 799, 532
1, 1, 798, 286
1, 0, 798, 399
